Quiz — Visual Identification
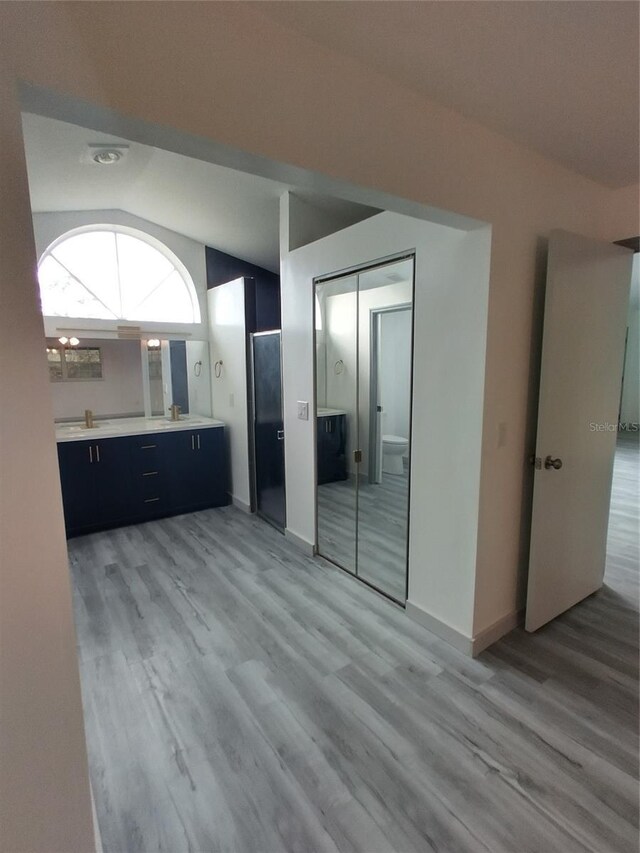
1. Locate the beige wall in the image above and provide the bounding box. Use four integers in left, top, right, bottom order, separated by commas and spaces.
0, 4, 638, 847
0, 70, 94, 853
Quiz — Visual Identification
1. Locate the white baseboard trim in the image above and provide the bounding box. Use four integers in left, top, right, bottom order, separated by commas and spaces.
471, 609, 522, 656
230, 494, 252, 513
406, 602, 474, 655
406, 602, 522, 657
284, 528, 315, 556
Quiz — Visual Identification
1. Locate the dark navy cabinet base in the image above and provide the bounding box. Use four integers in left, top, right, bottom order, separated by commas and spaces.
317, 414, 347, 485
57, 427, 228, 538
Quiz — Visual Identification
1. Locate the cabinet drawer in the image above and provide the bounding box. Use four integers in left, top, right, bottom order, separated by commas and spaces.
136, 469, 166, 500
130, 434, 170, 473
132, 491, 171, 519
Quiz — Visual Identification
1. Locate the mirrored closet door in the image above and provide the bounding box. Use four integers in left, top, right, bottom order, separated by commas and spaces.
314, 256, 414, 604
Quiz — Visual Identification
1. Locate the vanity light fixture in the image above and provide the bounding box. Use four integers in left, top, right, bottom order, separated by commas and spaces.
147, 339, 161, 349
58, 336, 80, 347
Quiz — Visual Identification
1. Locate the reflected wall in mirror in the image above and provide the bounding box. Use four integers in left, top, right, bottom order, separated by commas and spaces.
315, 275, 358, 575
47, 335, 212, 422
315, 257, 414, 603
142, 339, 212, 419
146, 343, 164, 416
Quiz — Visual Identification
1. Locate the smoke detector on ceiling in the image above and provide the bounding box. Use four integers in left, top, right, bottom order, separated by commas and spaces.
82, 143, 130, 166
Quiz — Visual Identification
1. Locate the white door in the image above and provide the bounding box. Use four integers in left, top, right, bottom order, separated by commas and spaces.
526, 230, 633, 632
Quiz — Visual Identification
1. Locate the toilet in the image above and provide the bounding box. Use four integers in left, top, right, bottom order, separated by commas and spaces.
382, 434, 408, 475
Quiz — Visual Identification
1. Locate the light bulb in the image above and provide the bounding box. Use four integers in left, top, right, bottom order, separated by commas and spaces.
69, 337, 80, 346
58, 336, 68, 345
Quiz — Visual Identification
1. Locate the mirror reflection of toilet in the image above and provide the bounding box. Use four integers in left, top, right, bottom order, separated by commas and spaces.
382, 434, 408, 475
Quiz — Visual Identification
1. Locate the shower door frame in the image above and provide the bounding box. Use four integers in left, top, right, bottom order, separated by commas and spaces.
313, 252, 416, 607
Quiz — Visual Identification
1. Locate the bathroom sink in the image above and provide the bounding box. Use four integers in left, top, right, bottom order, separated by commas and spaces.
58, 421, 119, 434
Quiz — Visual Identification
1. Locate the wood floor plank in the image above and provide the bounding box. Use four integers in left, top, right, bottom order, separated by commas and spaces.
69, 434, 639, 852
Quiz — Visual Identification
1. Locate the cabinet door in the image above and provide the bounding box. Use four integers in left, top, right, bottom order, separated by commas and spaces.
193, 428, 226, 507
93, 437, 133, 525
165, 430, 198, 510
317, 416, 347, 484
167, 428, 226, 511
57, 441, 98, 534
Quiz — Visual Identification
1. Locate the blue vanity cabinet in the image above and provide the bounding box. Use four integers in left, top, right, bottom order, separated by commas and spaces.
167, 428, 227, 511
57, 424, 228, 537
57, 437, 132, 535
317, 414, 348, 484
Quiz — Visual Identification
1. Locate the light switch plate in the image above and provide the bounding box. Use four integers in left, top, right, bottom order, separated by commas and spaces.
297, 401, 309, 421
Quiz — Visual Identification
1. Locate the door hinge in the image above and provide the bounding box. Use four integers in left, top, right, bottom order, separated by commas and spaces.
353, 449, 362, 464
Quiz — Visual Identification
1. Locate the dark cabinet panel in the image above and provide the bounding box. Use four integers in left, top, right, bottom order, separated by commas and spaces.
57, 438, 131, 533
169, 428, 227, 510
57, 441, 98, 533
317, 414, 347, 485
94, 437, 133, 525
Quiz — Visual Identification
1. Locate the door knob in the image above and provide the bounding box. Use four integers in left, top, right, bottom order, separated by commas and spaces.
544, 455, 563, 470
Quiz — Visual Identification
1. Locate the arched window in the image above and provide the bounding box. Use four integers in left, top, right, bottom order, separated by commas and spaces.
38, 226, 201, 323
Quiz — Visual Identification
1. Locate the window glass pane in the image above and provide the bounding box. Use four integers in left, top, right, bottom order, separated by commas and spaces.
64, 348, 103, 380
117, 234, 174, 317
46, 347, 63, 380
39, 255, 117, 319
38, 227, 199, 324
51, 232, 121, 315
127, 271, 198, 322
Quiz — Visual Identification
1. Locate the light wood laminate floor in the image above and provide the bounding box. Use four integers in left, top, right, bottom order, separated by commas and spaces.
317, 470, 408, 601
70, 435, 638, 853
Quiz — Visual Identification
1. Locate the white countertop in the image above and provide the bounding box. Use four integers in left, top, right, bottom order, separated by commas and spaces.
55, 415, 224, 443
317, 408, 347, 417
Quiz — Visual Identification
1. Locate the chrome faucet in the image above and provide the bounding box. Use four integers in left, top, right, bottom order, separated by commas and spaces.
84, 409, 95, 429
168, 403, 181, 421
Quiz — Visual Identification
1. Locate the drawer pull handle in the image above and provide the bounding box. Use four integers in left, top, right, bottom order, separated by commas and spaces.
144, 497, 160, 503
141, 444, 157, 450
142, 471, 158, 477
95, 445, 100, 463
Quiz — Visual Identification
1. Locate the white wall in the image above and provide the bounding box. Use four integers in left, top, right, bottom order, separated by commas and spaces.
207, 280, 251, 510
32, 209, 209, 340
281, 208, 492, 640
620, 254, 639, 425
379, 308, 412, 440
288, 192, 377, 251
0, 70, 95, 853
186, 339, 213, 417
320, 278, 412, 475
48, 337, 144, 420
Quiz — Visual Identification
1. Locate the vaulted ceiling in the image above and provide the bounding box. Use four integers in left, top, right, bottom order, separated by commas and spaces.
22, 114, 378, 272
258, 1, 639, 188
